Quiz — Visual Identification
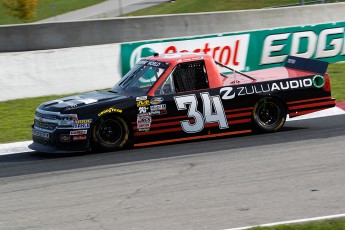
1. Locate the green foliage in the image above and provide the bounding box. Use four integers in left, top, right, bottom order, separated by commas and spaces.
2, 0, 41, 21
0, 0, 103, 24
328, 62, 345, 102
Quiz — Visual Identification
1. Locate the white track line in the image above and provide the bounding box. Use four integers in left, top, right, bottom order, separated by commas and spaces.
287, 107, 345, 121
225, 213, 345, 230
0, 141, 33, 156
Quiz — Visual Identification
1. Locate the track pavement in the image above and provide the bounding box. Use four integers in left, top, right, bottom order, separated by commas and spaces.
0, 113, 344, 230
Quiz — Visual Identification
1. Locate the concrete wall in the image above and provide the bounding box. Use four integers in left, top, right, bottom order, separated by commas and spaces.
0, 44, 121, 101
1, 2, 345, 52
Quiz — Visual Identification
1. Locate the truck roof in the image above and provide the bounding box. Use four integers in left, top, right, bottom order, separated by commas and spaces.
144, 52, 207, 64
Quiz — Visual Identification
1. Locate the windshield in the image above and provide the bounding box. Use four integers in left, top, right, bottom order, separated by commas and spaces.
112, 60, 170, 96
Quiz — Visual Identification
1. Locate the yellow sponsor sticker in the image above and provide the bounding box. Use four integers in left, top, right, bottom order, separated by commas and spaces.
137, 100, 150, 107
75, 119, 92, 124
98, 108, 123, 117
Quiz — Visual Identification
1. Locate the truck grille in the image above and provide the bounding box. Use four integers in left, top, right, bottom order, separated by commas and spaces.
34, 109, 60, 132
35, 111, 60, 120
34, 120, 58, 131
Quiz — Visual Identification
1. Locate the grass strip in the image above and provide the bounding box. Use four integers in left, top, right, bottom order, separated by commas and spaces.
249, 218, 345, 229
0, 0, 103, 25
0, 94, 77, 144
1, 0, 345, 25
0, 62, 344, 144
124, 0, 345, 16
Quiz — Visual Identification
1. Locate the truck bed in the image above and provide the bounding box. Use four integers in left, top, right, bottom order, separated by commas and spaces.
222, 67, 319, 86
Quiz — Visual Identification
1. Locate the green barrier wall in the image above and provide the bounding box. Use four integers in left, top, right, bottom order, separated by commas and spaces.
121, 21, 345, 75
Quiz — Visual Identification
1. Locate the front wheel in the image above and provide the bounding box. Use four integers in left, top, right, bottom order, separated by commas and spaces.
92, 116, 129, 151
252, 97, 286, 133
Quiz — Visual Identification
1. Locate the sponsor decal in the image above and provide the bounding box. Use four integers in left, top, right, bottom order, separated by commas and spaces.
150, 104, 167, 116
73, 135, 87, 141
150, 104, 166, 110
138, 123, 151, 129
70, 130, 87, 135
73, 119, 92, 129
219, 78, 314, 100
122, 22, 345, 75
312, 75, 325, 88
150, 97, 164, 105
137, 100, 150, 107
32, 130, 49, 139
137, 114, 152, 124
98, 108, 122, 117
137, 113, 152, 132
75, 119, 92, 124
138, 128, 150, 132
151, 110, 167, 116
147, 61, 162, 67
73, 123, 90, 129
60, 134, 71, 142
122, 34, 250, 75
261, 27, 345, 65
138, 106, 149, 114
136, 96, 147, 101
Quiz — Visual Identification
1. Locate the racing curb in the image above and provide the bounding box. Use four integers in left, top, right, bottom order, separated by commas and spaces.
0, 141, 33, 156
1, 104, 345, 156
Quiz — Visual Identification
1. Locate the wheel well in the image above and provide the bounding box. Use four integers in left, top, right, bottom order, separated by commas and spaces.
92, 113, 133, 140
254, 96, 288, 114
251, 96, 288, 133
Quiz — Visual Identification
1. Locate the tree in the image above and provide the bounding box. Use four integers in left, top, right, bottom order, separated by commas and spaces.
2, 0, 41, 21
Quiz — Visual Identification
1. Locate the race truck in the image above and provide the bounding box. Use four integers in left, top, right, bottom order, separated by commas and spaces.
29, 53, 336, 153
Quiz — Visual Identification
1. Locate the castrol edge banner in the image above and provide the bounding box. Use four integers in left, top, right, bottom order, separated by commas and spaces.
121, 21, 345, 76
121, 34, 250, 75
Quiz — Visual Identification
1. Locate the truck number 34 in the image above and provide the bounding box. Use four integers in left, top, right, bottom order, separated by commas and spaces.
174, 93, 229, 133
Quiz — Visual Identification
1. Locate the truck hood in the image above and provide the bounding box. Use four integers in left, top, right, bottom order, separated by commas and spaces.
38, 90, 129, 112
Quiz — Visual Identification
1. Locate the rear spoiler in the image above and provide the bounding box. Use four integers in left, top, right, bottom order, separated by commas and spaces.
284, 55, 328, 74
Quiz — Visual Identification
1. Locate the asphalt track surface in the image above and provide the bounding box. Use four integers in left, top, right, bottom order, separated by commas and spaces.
0, 114, 344, 230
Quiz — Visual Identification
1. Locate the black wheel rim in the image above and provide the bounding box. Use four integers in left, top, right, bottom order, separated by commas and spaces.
98, 119, 123, 145
257, 102, 280, 126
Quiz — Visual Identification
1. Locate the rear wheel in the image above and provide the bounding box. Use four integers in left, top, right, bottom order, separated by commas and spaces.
252, 97, 286, 133
92, 116, 129, 151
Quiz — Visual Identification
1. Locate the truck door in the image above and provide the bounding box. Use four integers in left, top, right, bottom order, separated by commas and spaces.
150, 60, 228, 137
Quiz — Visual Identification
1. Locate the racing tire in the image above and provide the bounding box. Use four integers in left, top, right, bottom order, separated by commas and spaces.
252, 97, 286, 133
92, 116, 129, 151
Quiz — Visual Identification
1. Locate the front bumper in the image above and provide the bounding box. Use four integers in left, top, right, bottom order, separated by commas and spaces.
28, 141, 90, 154
30, 126, 91, 153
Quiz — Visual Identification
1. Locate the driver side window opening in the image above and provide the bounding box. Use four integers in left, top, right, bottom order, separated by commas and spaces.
173, 61, 209, 93
156, 61, 209, 95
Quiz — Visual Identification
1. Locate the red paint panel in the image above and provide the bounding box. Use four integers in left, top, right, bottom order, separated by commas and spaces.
134, 130, 252, 147
287, 96, 332, 105
289, 100, 335, 111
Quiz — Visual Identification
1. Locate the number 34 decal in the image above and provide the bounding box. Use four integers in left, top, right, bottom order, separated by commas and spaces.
174, 93, 228, 133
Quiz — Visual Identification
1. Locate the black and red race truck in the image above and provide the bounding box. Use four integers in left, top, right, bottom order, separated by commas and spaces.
29, 53, 335, 153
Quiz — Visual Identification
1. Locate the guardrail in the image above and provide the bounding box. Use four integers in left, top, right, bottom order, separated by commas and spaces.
0, 2, 345, 52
